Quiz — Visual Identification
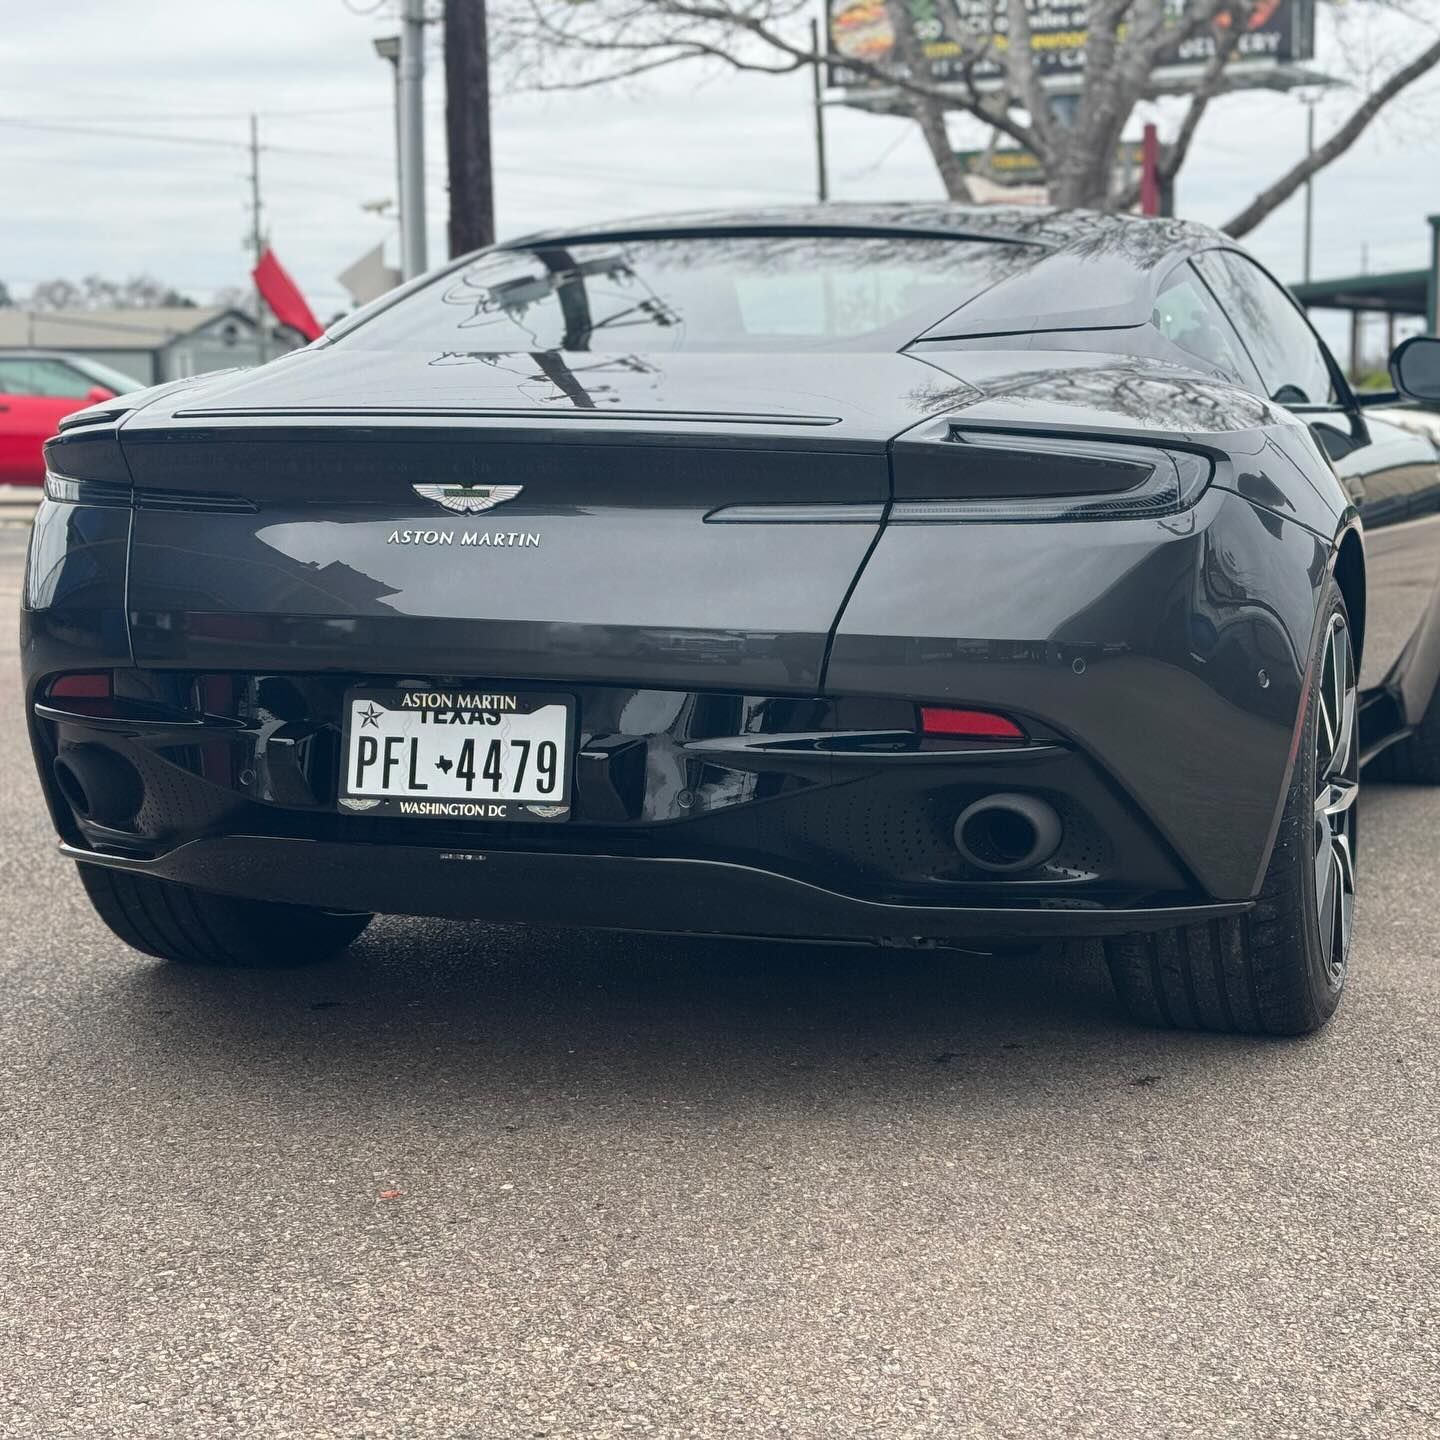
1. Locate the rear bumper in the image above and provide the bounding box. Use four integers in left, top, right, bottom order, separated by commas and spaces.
23, 483, 1333, 910
60, 837, 1251, 943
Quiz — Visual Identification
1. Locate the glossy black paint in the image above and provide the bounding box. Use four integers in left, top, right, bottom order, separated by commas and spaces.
22, 204, 1440, 946
829, 487, 1329, 898
30, 677, 1195, 913
54, 836, 1248, 943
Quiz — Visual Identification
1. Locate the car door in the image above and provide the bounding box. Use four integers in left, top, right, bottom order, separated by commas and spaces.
1193, 247, 1440, 701
0, 357, 113, 485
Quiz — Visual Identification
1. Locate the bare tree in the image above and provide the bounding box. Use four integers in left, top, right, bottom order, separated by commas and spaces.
211, 285, 258, 317
26, 278, 85, 311
1223, 28, 1440, 234
28, 274, 196, 311
495, 0, 1440, 233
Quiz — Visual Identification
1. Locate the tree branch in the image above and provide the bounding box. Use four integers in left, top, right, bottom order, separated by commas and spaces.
1160, 3, 1251, 182
1003, 0, 1058, 153
500, 0, 1036, 147
1224, 32, 1440, 236
1108, 0, 1250, 206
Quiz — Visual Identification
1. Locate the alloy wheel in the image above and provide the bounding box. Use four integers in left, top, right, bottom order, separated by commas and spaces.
1314, 612, 1358, 987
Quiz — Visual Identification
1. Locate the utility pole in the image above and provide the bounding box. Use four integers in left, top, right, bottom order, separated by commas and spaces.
248, 113, 268, 362
399, 0, 430, 279
810, 17, 828, 203
373, 35, 403, 224
445, 0, 495, 255
1301, 95, 1317, 283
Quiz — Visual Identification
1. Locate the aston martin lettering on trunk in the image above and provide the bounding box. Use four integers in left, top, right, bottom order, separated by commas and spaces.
386, 528, 541, 546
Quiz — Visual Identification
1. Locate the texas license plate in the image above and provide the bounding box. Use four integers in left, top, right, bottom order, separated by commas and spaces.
338, 686, 573, 821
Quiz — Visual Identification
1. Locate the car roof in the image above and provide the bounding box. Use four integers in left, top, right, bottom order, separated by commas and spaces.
500, 205, 1230, 339
507, 202, 1216, 251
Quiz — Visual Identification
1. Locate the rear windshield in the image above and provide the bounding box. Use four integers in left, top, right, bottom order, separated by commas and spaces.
333, 234, 1038, 354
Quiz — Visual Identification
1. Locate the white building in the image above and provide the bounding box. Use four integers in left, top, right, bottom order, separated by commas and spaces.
0, 306, 302, 386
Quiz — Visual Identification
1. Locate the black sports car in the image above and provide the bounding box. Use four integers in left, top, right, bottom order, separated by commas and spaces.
22, 206, 1440, 1034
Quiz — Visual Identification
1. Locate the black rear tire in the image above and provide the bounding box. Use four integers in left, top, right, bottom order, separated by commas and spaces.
1105, 580, 1357, 1035
76, 863, 372, 968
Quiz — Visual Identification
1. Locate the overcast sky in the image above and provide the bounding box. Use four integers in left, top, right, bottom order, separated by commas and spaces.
2, 0, 1436, 356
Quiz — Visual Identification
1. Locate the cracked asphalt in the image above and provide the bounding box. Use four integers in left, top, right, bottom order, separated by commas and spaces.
3, 524, 1439, 1438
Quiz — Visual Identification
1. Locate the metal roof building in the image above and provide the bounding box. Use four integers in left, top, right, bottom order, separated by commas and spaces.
1291, 215, 1440, 377
0, 306, 299, 386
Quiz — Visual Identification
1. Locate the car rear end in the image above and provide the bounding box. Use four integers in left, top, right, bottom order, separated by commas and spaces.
22, 338, 1323, 947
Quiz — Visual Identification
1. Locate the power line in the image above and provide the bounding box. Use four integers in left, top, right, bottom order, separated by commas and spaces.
0, 114, 806, 197
0, 117, 356, 159
0, 104, 396, 123
0, 118, 249, 150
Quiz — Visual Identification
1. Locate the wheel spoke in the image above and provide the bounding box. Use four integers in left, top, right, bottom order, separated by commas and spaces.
1333, 831, 1356, 897
1315, 818, 1334, 901
1316, 850, 1337, 969
1325, 776, 1359, 818
1336, 839, 1355, 955
1329, 655, 1357, 782
1318, 678, 1337, 769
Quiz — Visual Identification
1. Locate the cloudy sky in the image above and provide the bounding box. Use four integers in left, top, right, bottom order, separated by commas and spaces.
2, 0, 1436, 355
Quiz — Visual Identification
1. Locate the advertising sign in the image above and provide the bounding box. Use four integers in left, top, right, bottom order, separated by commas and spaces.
827, 0, 1315, 93
953, 141, 1145, 180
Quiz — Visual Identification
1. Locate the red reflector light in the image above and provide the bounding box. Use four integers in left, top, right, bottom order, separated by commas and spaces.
919, 706, 1025, 740
48, 672, 112, 699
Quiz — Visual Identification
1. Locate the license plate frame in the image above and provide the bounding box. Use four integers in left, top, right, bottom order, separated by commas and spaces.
337, 685, 575, 822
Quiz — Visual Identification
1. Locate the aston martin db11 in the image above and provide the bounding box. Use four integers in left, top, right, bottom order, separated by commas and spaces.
23, 206, 1440, 1033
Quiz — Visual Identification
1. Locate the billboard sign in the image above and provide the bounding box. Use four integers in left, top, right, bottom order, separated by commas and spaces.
953, 141, 1146, 180
827, 0, 1315, 93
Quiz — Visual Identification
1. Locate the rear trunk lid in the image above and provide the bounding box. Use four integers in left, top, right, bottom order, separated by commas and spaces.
118, 349, 945, 690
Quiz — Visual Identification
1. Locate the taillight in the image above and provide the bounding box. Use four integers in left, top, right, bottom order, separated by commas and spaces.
919, 706, 1025, 740
47, 672, 113, 700
890, 426, 1213, 522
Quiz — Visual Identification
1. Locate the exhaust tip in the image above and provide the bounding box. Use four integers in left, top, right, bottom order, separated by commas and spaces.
954, 793, 1062, 874
54, 747, 144, 828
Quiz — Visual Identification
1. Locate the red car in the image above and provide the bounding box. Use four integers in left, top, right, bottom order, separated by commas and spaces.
0, 351, 138, 485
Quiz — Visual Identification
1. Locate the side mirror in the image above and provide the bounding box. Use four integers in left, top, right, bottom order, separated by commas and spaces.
1389, 336, 1440, 403
84, 385, 116, 404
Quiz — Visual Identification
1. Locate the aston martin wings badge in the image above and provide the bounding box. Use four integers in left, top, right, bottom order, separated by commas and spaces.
412, 483, 524, 515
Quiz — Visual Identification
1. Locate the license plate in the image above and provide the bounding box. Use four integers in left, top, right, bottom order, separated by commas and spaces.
338, 686, 573, 821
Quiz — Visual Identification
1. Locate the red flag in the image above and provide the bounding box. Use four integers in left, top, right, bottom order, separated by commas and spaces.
252, 248, 322, 342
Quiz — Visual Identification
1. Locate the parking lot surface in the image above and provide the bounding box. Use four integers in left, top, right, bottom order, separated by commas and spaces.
3, 527, 1439, 1438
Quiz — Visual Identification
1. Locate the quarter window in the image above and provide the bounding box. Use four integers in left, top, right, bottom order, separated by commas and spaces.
1196, 251, 1334, 406
1151, 264, 1255, 387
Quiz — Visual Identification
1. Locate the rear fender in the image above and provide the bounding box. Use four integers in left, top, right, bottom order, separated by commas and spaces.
824, 487, 1329, 901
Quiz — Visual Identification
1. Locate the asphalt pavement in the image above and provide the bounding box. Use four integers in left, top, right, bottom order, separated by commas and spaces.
3, 523, 1439, 1439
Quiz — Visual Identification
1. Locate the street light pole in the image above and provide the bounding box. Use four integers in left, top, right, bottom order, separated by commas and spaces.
810, 17, 828, 203
398, 0, 429, 279
1302, 95, 1317, 284
373, 35, 403, 231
